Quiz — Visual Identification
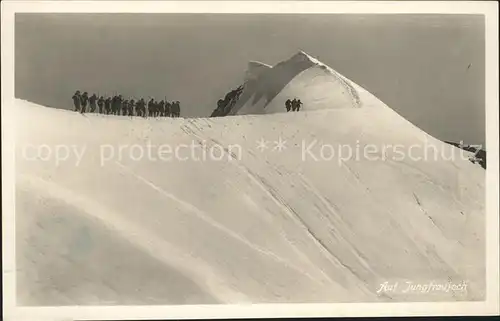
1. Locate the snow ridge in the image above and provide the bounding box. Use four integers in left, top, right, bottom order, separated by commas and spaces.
15, 98, 485, 304
292, 51, 362, 107
229, 51, 366, 116
244, 61, 272, 83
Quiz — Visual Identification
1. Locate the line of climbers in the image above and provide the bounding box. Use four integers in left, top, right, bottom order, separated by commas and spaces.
72, 91, 181, 117
210, 85, 244, 117
285, 98, 303, 112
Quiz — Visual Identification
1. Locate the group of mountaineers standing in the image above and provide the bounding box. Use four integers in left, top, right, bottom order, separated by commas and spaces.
210, 85, 305, 117
285, 98, 303, 112
72, 91, 181, 118
72, 90, 301, 119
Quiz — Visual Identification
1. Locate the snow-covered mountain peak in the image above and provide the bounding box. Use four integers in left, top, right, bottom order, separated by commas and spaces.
244, 61, 272, 82
229, 51, 371, 115
284, 50, 338, 75
289, 50, 321, 64
272, 50, 319, 71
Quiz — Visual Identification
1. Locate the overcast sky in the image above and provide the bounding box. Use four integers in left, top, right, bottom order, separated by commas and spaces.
15, 13, 485, 145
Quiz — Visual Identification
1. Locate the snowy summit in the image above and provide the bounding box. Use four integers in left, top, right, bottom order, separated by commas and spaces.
229, 51, 365, 115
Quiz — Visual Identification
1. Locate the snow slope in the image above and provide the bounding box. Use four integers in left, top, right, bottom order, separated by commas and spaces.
15, 53, 485, 305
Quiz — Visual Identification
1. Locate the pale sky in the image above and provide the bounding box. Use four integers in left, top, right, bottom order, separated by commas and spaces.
15, 14, 485, 145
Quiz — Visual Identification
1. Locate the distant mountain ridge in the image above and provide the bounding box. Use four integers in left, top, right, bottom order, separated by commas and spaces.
445, 141, 486, 169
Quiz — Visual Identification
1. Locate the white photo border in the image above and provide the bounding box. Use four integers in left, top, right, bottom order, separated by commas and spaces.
2, 1, 499, 320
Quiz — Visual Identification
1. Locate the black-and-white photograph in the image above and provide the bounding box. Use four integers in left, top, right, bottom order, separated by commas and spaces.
2, 1, 499, 319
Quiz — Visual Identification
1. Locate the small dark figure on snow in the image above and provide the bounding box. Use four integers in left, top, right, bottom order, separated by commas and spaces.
122, 99, 129, 116
89, 94, 97, 112
97, 96, 105, 114
105, 97, 112, 114
72, 90, 81, 112
150, 100, 154, 117
112, 95, 123, 115
296, 99, 303, 111
218, 99, 225, 109
80, 92, 89, 113
148, 98, 155, 117
135, 99, 142, 117
291, 98, 299, 112
159, 100, 165, 117
154, 100, 160, 117
117, 95, 124, 115
165, 101, 172, 117
111, 96, 118, 115
285, 99, 292, 112
128, 99, 135, 116
172, 101, 181, 117
170, 101, 177, 117
138, 98, 146, 117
